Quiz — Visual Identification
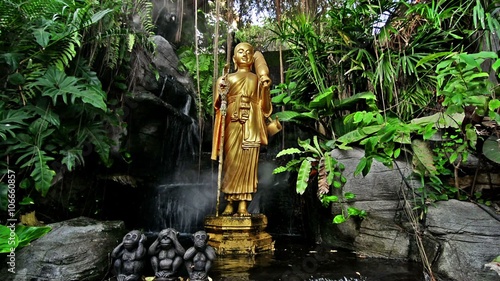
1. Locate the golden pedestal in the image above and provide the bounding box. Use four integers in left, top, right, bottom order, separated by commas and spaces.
204, 214, 275, 255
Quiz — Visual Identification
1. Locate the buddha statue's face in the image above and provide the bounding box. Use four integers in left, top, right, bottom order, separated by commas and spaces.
233, 43, 254, 68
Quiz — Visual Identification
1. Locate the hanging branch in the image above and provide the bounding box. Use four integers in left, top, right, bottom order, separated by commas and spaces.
175, 0, 184, 43
226, 0, 233, 67
212, 0, 221, 96
195, 0, 203, 180
276, 0, 285, 150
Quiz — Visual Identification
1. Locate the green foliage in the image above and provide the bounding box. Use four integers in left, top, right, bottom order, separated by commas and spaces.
271, 0, 500, 224
483, 136, 500, 164
274, 136, 366, 222
0, 0, 153, 210
178, 46, 221, 120
0, 224, 51, 253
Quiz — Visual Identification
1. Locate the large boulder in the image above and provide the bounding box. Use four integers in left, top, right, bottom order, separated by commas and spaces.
327, 148, 412, 259
426, 200, 500, 281
0, 217, 125, 281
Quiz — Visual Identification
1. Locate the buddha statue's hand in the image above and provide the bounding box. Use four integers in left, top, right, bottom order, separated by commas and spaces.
240, 109, 249, 123
260, 75, 271, 89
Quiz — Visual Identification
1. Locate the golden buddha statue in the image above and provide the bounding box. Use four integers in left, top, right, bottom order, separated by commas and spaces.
211, 42, 278, 217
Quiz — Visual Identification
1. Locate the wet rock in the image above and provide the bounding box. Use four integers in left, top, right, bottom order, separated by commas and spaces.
0, 217, 125, 281
327, 148, 412, 259
426, 200, 500, 281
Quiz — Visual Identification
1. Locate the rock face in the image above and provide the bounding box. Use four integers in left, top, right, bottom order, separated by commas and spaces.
328, 148, 412, 259
0, 217, 125, 281
322, 148, 500, 281
125, 35, 199, 183
426, 200, 500, 281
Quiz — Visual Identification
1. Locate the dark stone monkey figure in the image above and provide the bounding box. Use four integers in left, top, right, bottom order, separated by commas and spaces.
183, 230, 216, 281
111, 230, 147, 281
148, 228, 185, 281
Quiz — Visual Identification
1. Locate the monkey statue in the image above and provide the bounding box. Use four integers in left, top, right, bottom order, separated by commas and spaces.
148, 228, 185, 281
111, 230, 147, 281
183, 230, 216, 281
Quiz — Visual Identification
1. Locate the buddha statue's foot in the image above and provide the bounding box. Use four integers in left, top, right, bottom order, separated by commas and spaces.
222, 203, 234, 215
235, 201, 251, 217
234, 211, 251, 217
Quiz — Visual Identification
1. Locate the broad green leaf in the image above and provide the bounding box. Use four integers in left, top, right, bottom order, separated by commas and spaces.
483, 136, 500, 164
296, 160, 312, 195
489, 99, 500, 111
411, 113, 464, 128
0, 225, 19, 252
15, 225, 51, 248
449, 152, 458, 164
412, 139, 437, 176
333, 214, 346, 224
337, 129, 367, 144
83, 124, 113, 167
353, 111, 364, 123
347, 206, 361, 216
272, 93, 287, 103
394, 148, 401, 158
324, 154, 335, 185
273, 166, 287, 174
25, 104, 60, 127
298, 138, 320, 155
77, 85, 107, 110
362, 157, 373, 176
458, 53, 480, 69
333, 91, 376, 109
354, 157, 367, 176
33, 28, 50, 48
322, 195, 338, 203
61, 149, 84, 171
19, 197, 34, 205
31, 149, 55, 197
493, 60, 500, 72
274, 111, 302, 121
344, 192, 356, 200
90, 9, 113, 25
276, 147, 302, 158
8, 73, 25, 85
301, 111, 318, 119
362, 124, 384, 135
310, 87, 333, 108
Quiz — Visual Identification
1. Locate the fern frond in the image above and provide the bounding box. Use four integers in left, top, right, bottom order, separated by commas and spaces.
0, 109, 31, 141
273, 166, 287, 174
82, 123, 114, 167
30, 148, 55, 197
276, 147, 302, 158
60, 149, 84, 171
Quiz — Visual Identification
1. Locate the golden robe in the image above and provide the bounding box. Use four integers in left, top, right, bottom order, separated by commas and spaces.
211, 54, 272, 201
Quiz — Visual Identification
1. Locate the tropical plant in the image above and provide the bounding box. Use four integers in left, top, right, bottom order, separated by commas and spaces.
270, 0, 500, 225
0, 0, 155, 214
0, 224, 51, 253
273, 136, 367, 223
178, 47, 218, 120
